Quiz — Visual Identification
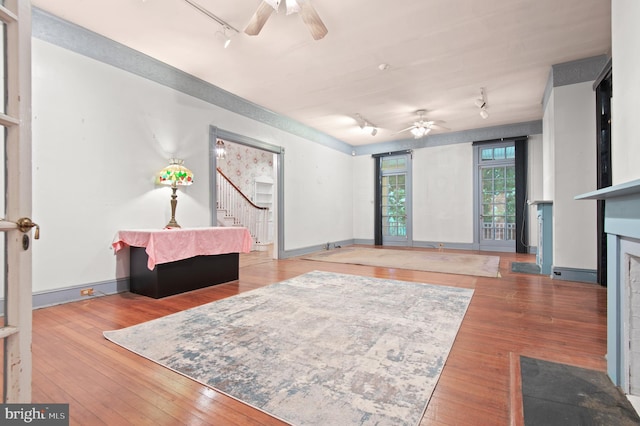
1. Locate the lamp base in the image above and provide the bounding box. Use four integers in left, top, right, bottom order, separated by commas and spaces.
165, 220, 181, 229
166, 185, 181, 229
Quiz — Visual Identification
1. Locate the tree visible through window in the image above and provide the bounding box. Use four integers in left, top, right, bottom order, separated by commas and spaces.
381, 157, 407, 238
382, 174, 406, 236
480, 146, 516, 242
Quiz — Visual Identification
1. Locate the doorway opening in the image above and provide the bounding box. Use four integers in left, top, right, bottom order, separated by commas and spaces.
477, 143, 516, 252
209, 127, 283, 259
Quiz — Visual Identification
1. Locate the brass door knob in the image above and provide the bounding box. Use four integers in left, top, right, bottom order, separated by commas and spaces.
16, 217, 40, 239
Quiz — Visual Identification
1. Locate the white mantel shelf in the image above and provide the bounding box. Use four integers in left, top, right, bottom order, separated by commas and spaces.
575, 179, 640, 200
578, 178, 640, 390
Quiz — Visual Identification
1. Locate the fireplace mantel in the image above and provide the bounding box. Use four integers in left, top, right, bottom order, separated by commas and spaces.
577, 178, 640, 391
576, 178, 640, 201
576, 178, 640, 241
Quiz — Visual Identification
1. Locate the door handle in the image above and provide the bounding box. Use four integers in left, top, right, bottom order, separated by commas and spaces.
16, 217, 40, 239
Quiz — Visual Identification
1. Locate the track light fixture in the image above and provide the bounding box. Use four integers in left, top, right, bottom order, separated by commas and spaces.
476, 88, 489, 119
182, 0, 240, 48
356, 114, 378, 136
217, 26, 233, 48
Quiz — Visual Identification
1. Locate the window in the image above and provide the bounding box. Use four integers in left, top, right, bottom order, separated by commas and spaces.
481, 146, 515, 161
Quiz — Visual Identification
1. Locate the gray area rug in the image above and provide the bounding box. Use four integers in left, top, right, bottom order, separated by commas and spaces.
104, 271, 474, 425
511, 261, 542, 275
302, 247, 501, 278
521, 356, 640, 425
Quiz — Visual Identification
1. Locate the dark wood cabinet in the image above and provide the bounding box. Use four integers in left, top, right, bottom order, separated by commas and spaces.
130, 247, 239, 298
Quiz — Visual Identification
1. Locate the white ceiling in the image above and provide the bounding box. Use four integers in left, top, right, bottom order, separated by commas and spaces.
31, 0, 611, 146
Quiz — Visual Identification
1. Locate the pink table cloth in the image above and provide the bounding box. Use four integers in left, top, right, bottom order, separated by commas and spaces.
112, 227, 253, 270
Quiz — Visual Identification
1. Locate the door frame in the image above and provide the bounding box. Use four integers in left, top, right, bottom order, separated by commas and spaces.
209, 126, 284, 259
594, 58, 612, 286
474, 141, 517, 252
373, 150, 413, 247
2, 0, 33, 403
473, 138, 528, 253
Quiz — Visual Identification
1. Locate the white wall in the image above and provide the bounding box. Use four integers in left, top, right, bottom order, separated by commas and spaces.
545, 82, 598, 270
612, 0, 640, 184
527, 134, 544, 248
542, 92, 555, 201
32, 39, 354, 293
352, 155, 375, 240
413, 143, 474, 244
283, 140, 353, 249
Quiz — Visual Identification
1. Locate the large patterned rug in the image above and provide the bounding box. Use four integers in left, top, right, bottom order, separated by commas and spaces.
302, 247, 501, 278
104, 271, 474, 425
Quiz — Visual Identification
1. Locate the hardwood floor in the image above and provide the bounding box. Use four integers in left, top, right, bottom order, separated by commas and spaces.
26, 247, 606, 425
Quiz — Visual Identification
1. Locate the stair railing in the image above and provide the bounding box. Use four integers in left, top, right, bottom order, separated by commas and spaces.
216, 168, 270, 246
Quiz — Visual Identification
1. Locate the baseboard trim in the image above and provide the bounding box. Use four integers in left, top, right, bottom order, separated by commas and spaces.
281, 239, 356, 259
282, 239, 482, 258
353, 239, 375, 245
1, 240, 541, 314
551, 267, 598, 284
0, 278, 130, 315
414, 241, 477, 251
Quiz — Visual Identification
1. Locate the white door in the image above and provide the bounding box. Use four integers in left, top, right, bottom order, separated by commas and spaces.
380, 154, 412, 246
0, 0, 34, 403
478, 144, 516, 252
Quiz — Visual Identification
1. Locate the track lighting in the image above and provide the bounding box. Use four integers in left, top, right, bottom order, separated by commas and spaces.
217, 26, 232, 48
182, 0, 239, 48
476, 88, 489, 119
362, 122, 378, 136
356, 114, 378, 136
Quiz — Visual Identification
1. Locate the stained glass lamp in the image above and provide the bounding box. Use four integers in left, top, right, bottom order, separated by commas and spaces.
158, 159, 194, 228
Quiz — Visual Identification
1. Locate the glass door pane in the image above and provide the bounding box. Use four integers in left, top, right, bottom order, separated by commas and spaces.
382, 174, 406, 238
480, 164, 516, 249
380, 154, 411, 245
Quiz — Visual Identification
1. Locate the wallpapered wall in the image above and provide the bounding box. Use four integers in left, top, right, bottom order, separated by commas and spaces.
217, 140, 274, 201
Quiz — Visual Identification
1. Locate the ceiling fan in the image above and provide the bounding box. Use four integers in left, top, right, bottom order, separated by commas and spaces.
397, 110, 448, 139
244, 0, 328, 40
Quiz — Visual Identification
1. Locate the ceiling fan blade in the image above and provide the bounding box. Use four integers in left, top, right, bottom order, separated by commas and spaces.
431, 123, 451, 131
394, 125, 417, 134
422, 119, 449, 131
244, 1, 275, 36
298, 0, 328, 40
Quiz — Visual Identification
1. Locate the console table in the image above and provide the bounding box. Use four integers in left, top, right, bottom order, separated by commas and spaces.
112, 227, 253, 298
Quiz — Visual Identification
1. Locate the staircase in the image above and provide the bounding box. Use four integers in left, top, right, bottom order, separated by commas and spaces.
216, 168, 270, 250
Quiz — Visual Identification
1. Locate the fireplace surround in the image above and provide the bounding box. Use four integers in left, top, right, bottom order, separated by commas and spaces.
577, 178, 640, 395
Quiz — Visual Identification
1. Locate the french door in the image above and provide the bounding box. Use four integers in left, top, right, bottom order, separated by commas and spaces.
379, 154, 412, 246
0, 0, 33, 403
478, 144, 516, 252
